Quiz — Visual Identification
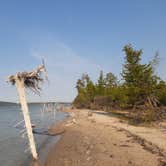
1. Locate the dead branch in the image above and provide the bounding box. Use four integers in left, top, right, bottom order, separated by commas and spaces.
8, 63, 48, 93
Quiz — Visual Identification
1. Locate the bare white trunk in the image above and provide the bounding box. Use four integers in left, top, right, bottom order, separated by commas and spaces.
15, 79, 38, 160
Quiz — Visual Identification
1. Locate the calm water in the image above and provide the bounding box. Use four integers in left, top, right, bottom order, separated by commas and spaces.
0, 103, 68, 166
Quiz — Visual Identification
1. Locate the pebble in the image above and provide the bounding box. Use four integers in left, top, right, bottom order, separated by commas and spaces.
86, 150, 91, 155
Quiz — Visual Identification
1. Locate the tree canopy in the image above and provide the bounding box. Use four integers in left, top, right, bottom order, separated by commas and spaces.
73, 45, 166, 110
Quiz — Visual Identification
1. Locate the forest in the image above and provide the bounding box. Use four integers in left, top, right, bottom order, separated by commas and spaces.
73, 45, 166, 123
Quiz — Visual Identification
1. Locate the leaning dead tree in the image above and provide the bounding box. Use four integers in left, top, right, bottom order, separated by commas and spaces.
8, 63, 47, 160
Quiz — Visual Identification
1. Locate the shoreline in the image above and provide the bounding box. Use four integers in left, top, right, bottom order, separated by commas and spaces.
25, 136, 60, 166
41, 108, 166, 166
28, 110, 70, 166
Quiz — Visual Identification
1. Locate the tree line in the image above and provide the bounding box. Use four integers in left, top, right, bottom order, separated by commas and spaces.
73, 45, 166, 110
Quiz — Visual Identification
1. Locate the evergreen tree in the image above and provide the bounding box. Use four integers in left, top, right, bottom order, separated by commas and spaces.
74, 74, 95, 107
74, 44, 166, 110
122, 44, 159, 107
156, 80, 166, 105
96, 71, 106, 96
105, 72, 118, 87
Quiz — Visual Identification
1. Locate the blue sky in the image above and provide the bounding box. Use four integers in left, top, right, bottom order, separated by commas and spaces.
0, 0, 166, 102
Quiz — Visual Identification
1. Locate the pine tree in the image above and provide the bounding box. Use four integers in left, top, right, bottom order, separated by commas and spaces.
122, 44, 159, 107
96, 71, 106, 96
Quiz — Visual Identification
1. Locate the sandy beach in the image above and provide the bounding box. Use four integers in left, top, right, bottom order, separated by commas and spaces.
41, 108, 166, 166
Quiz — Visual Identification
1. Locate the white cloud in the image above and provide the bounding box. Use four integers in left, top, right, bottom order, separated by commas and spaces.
31, 41, 102, 102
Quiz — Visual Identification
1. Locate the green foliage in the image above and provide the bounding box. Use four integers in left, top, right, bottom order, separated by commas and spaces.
73, 74, 96, 108
73, 44, 166, 110
156, 81, 166, 105
96, 71, 106, 96
122, 44, 160, 107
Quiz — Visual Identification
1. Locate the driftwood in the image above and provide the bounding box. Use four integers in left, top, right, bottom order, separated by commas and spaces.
8, 63, 48, 160
8, 62, 48, 93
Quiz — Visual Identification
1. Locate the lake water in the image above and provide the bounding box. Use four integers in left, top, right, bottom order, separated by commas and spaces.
0, 103, 68, 166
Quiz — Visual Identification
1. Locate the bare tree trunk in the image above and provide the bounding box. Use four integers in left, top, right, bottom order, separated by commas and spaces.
15, 78, 38, 160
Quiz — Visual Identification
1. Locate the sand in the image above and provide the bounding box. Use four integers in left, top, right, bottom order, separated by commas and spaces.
42, 108, 166, 166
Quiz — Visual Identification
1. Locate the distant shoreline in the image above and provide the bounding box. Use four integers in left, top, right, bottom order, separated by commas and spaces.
0, 101, 18, 106
0, 101, 71, 106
